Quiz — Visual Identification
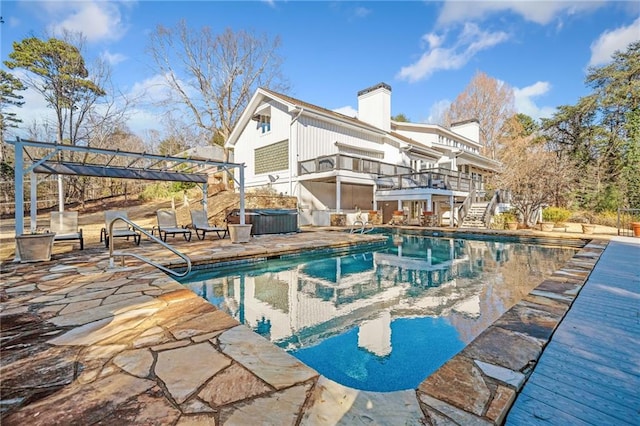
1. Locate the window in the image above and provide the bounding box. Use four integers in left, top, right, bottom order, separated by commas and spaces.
256, 115, 271, 134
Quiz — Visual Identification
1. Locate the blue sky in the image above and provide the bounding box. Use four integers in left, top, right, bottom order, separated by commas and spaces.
2, 1, 639, 140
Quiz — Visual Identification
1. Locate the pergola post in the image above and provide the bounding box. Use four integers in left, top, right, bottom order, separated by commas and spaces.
30, 171, 37, 233
202, 182, 208, 214
239, 164, 246, 225
14, 138, 24, 238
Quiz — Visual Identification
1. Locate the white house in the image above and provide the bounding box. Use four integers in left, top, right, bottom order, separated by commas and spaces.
226, 83, 499, 226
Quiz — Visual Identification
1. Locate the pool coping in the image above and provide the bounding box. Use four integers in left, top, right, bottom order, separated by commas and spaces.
0, 231, 607, 424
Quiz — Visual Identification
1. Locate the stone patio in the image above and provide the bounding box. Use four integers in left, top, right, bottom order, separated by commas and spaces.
0, 229, 607, 424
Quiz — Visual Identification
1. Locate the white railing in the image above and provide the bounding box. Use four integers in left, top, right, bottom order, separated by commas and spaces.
108, 215, 191, 277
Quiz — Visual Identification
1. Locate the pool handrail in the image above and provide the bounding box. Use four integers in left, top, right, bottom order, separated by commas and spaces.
350, 220, 374, 234
108, 215, 192, 277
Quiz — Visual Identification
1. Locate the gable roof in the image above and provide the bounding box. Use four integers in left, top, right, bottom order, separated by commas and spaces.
225, 87, 495, 171
226, 87, 387, 148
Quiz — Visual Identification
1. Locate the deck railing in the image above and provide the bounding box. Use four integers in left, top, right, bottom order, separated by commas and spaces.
376, 170, 480, 192
298, 154, 412, 176
298, 155, 483, 195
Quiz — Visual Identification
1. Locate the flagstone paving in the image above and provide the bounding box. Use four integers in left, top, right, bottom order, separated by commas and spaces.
0, 229, 627, 424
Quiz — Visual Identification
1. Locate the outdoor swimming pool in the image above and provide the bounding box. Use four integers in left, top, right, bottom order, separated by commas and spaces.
180, 231, 577, 392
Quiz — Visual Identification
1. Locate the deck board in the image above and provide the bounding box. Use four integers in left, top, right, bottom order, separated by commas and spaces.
536, 359, 640, 404
507, 237, 640, 425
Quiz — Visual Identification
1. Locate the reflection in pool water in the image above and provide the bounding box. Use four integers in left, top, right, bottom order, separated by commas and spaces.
181, 233, 576, 392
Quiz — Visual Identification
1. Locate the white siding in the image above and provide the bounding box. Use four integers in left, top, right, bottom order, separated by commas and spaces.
296, 116, 385, 161
233, 99, 293, 187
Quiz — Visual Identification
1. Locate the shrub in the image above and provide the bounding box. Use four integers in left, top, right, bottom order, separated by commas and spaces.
492, 211, 516, 229
139, 183, 172, 201
542, 207, 572, 224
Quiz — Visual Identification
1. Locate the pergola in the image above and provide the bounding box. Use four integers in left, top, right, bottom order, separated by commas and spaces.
7, 138, 247, 236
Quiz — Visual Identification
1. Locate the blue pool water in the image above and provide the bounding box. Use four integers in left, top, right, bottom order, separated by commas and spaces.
180, 232, 577, 392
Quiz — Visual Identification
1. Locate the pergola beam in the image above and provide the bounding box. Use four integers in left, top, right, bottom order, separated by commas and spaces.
8, 138, 247, 243
34, 162, 209, 183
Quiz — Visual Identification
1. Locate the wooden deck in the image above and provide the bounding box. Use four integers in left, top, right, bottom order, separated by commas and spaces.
507, 236, 640, 425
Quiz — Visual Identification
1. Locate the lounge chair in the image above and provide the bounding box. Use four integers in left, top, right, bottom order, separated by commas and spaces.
50, 211, 84, 250
101, 210, 141, 248
190, 209, 228, 240
154, 209, 192, 242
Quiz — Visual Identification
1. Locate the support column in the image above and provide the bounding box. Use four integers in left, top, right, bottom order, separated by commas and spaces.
372, 183, 377, 211
15, 138, 24, 238
30, 171, 37, 233
239, 165, 246, 225
336, 176, 341, 213
57, 175, 64, 212
450, 195, 455, 227
202, 182, 208, 214
397, 200, 402, 211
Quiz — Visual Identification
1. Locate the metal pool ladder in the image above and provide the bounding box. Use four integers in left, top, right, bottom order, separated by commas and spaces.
108, 215, 192, 277
350, 220, 374, 234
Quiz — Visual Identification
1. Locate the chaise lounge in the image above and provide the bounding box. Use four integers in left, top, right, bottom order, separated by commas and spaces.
101, 210, 141, 248
154, 209, 192, 242
190, 209, 228, 240
51, 211, 84, 250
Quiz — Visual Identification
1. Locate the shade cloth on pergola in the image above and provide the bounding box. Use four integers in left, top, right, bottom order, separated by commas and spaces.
6, 138, 247, 236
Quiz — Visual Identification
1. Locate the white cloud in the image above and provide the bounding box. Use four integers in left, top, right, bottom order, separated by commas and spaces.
102, 51, 127, 66
589, 17, 640, 66
46, 1, 128, 43
437, 0, 605, 26
353, 7, 372, 19
397, 23, 509, 83
333, 106, 358, 118
426, 99, 451, 124
8, 16, 21, 28
128, 74, 174, 105
514, 81, 556, 120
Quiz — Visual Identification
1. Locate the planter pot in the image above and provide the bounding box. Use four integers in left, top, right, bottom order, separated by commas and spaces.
582, 224, 596, 234
540, 222, 554, 232
506, 221, 518, 230
228, 224, 252, 243
393, 210, 404, 216
15, 233, 56, 262
330, 213, 346, 227
631, 222, 640, 237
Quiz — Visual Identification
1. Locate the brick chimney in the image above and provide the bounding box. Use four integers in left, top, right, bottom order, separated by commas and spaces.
357, 83, 391, 132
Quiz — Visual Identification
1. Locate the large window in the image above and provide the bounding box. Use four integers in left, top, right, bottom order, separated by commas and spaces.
255, 140, 289, 174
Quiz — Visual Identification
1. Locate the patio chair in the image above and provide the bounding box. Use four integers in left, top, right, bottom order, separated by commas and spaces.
154, 209, 192, 242
50, 211, 84, 250
190, 209, 228, 240
100, 210, 141, 248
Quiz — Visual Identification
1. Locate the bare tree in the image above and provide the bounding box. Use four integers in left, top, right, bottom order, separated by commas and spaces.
443, 71, 515, 159
497, 115, 554, 226
146, 20, 289, 183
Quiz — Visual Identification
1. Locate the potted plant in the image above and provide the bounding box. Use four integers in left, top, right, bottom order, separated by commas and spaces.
581, 212, 596, 234
15, 230, 56, 262
632, 221, 640, 237
542, 207, 571, 231
581, 222, 596, 234
502, 211, 518, 230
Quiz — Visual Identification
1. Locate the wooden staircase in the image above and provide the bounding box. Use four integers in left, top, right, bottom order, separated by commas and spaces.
460, 202, 489, 229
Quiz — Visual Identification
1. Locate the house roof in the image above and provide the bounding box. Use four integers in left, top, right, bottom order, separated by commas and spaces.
226, 88, 387, 148
225, 87, 498, 171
